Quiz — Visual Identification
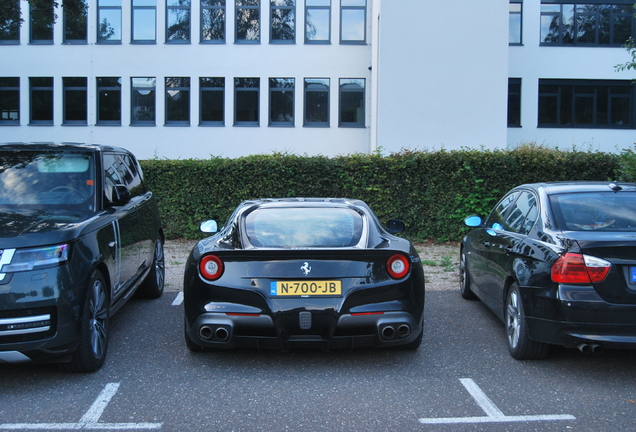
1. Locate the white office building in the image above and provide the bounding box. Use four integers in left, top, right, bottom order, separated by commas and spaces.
1, 1, 634, 159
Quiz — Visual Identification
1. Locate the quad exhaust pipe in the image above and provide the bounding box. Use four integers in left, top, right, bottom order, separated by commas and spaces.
199, 325, 230, 342
380, 324, 411, 340
577, 343, 602, 355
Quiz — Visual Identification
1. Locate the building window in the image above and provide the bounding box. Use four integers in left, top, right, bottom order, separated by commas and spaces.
30, 77, 54, 125
540, 2, 634, 46
200, 77, 225, 125
132, 0, 157, 43
508, 78, 521, 127
30, 1, 54, 43
165, 77, 191, 125
97, 77, 122, 125
98, 0, 122, 43
305, 0, 330, 43
269, 78, 294, 126
538, 79, 635, 128
304, 78, 329, 126
64, 0, 88, 43
339, 78, 364, 127
0, 0, 20, 44
236, 0, 260, 43
0, 77, 19, 125
201, 0, 226, 43
271, 0, 295, 43
509, 1, 522, 45
131, 77, 156, 125
63, 77, 87, 125
234, 78, 259, 125
167, 0, 191, 42
340, 0, 365, 44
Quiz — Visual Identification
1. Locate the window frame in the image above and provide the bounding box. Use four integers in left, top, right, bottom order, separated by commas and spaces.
538, 79, 636, 129
63, 77, 88, 125
339, 0, 366, 45
200, 0, 226, 43
508, 78, 522, 127
338, 78, 365, 128
199, 77, 225, 126
235, 0, 261, 44
131, 77, 157, 126
30, 1, 55, 44
304, 77, 329, 127
97, 0, 123, 44
0, 0, 20, 44
509, 0, 523, 45
165, 77, 191, 126
234, 77, 260, 126
270, 0, 296, 44
0, 77, 20, 125
269, 78, 295, 126
539, 1, 635, 47
305, 0, 331, 44
29, 77, 54, 125
166, 0, 192, 43
63, 0, 88, 44
132, 0, 157, 44
96, 77, 122, 126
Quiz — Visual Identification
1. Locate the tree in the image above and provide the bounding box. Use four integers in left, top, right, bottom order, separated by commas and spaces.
0, 0, 87, 28
614, 3, 636, 80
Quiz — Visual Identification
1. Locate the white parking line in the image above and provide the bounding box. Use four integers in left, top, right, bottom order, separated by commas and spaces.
171, 292, 183, 306
418, 378, 576, 425
0, 383, 162, 430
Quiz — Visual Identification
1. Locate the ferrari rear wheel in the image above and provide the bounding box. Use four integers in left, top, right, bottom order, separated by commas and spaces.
459, 249, 477, 300
505, 283, 549, 360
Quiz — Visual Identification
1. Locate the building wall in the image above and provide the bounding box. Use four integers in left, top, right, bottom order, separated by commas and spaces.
507, 0, 636, 153
375, 0, 510, 154
1, 0, 374, 159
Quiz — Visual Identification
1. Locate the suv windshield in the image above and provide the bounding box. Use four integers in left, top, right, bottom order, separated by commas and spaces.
245, 207, 364, 248
0, 150, 96, 211
550, 192, 636, 231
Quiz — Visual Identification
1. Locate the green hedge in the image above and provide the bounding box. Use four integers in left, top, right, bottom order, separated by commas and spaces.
141, 144, 622, 242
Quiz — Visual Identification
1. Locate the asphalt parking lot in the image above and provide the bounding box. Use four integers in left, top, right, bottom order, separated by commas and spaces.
1, 285, 635, 431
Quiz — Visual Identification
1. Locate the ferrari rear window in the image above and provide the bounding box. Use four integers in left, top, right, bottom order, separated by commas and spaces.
550, 192, 636, 231
244, 207, 364, 248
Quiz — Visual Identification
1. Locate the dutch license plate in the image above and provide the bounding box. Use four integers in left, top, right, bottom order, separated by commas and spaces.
630, 267, 636, 284
271, 280, 342, 296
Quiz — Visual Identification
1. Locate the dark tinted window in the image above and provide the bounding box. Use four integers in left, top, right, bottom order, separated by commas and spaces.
488, 192, 520, 228
504, 191, 538, 234
245, 207, 363, 247
550, 192, 636, 231
0, 150, 95, 210
103, 153, 145, 200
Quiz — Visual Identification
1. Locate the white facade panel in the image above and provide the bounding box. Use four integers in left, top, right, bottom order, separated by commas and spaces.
376, 0, 509, 153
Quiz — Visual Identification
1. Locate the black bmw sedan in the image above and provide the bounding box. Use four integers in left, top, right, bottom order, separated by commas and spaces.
184, 198, 425, 352
0, 143, 164, 372
461, 181, 636, 359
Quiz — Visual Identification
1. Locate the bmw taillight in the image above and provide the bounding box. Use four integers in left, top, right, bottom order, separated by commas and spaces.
199, 255, 224, 281
387, 254, 410, 279
551, 253, 611, 284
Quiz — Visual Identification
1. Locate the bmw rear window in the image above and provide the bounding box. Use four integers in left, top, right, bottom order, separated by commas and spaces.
244, 207, 364, 248
550, 192, 636, 231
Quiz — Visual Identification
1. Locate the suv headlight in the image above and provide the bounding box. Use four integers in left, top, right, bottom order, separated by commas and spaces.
1, 244, 69, 273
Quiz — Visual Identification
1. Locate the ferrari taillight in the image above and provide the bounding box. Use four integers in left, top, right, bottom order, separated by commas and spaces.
551, 253, 611, 284
387, 254, 410, 279
199, 255, 224, 281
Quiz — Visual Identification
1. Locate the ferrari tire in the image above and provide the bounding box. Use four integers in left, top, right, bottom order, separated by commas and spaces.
505, 283, 549, 360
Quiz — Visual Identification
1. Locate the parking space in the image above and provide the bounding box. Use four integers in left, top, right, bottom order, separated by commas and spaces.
1, 291, 634, 431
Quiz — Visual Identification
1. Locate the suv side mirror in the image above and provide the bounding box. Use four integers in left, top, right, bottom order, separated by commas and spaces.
386, 218, 405, 234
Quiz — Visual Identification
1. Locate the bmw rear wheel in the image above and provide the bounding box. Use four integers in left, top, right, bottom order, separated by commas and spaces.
505, 283, 549, 360
459, 249, 477, 300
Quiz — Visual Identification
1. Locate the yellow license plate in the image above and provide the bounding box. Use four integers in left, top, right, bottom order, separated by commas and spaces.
271, 280, 342, 296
